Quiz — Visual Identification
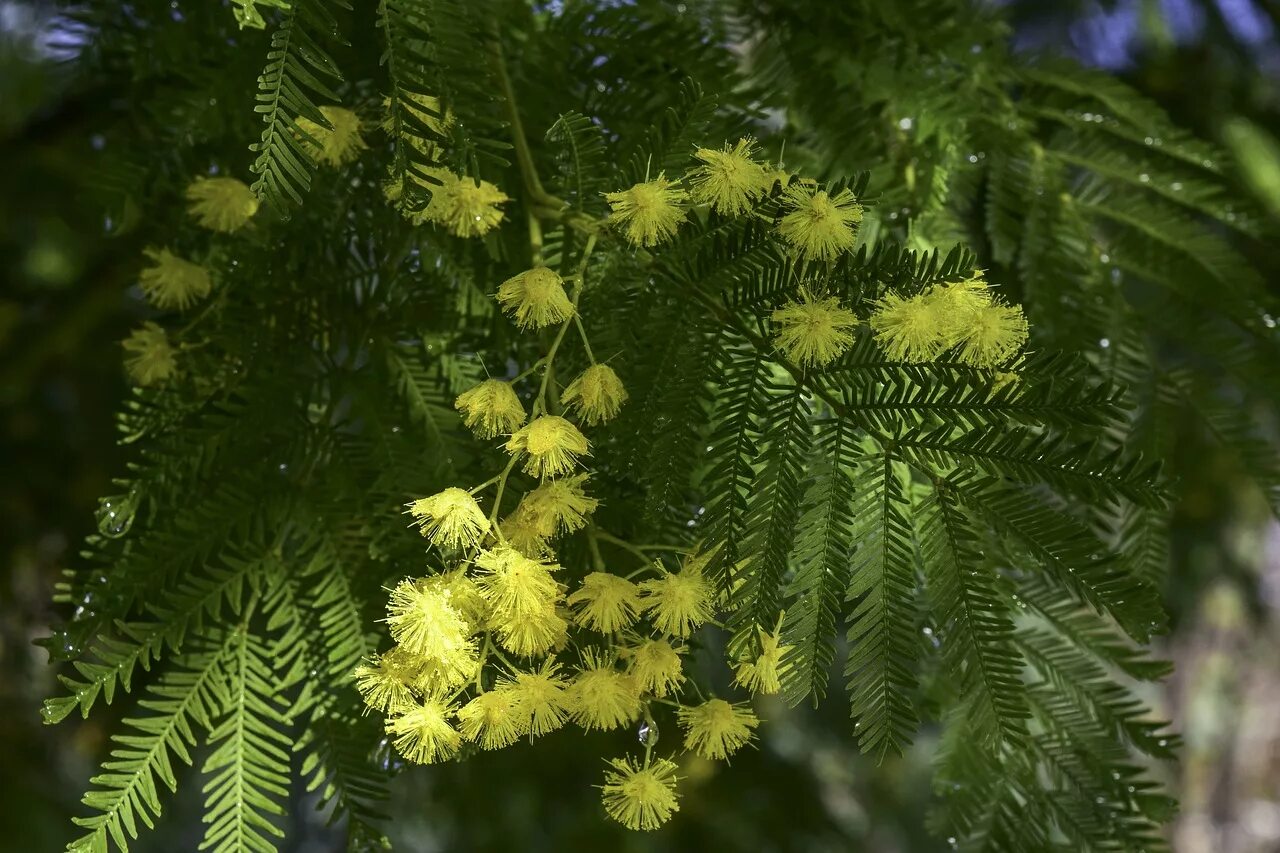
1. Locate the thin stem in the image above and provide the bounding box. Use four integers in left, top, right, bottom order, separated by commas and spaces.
488, 453, 522, 529
586, 527, 607, 571
469, 471, 505, 494
527, 207, 544, 267
511, 357, 546, 384
573, 314, 597, 363
475, 634, 493, 690
489, 27, 564, 212
595, 529, 684, 560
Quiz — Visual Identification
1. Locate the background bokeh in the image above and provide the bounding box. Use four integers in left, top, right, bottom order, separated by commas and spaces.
2, 1, 1278, 850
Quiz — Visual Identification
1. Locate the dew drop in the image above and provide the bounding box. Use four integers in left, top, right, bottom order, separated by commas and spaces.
637, 720, 659, 747
370, 737, 407, 774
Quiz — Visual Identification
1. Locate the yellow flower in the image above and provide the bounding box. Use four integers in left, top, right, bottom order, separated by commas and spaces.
500, 660, 571, 737
951, 299, 1029, 368
627, 638, 684, 697
600, 757, 681, 831
185, 176, 259, 233
990, 369, 1021, 397
499, 510, 553, 559
770, 291, 859, 368
411, 649, 481, 696
677, 698, 758, 760
561, 364, 629, 425
387, 697, 461, 764
567, 652, 643, 731
496, 267, 575, 329
777, 184, 862, 262
505, 415, 591, 479
123, 322, 178, 386
382, 92, 454, 141
733, 623, 792, 696
405, 487, 490, 550
139, 248, 212, 311
353, 649, 419, 715
515, 474, 599, 538
296, 105, 367, 167
869, 291, 946, 363
419, 568, 487, 631
605, 175, 688, 247
474, 546, 560, 618
457, 689, 523, 750
494, 600, 568, 657
924, 275, 992, 332
567, 572, 643, 633
688, 138, 773, 216
638, 563, 715, 638
423, 171, 509, 237
384, 578, 476, 681
681, 544, 719, 576
454, 379, 526, 440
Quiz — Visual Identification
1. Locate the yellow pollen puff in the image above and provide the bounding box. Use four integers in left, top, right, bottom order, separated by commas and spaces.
567, 652, 643, 731
677, 698, 759, 761
296, 105, 367, 167
627, 638, 684, 697
457, 688, 524, 750
496, 267, 575, 329
638, 563, 715, 639
924, 275, 993, 331
562, 364, 629, 425
500, 661, 571, 737
140, 248, 213, 311
382, 92, 454, 141
185, 176, 259, 233
688, 138, 773, 216
384, 578, 476, 680
494, 600, 568, 657
869, 291, 947, 363
604, 174, 688, 247
733, 624, 792, 696
419, 568, 487, 631
505, 415, 591, 479
567, 572, 643, 633
600, 757, 681, 831
454, 379, 526, 440
474, 546, 561, 618
516, 473, 599, 539
770, 292, 859, 368
952, 299, 1029, 368
387, 697, 461, 765
405, 487, 489, 550
990, 369, 1021, 397
777, 184, 862, 262
423, 171, 509, 238
412, 648, 481, 696
499, 510, 553, 559
123, 322, 178, 387
353, 649, 419, 715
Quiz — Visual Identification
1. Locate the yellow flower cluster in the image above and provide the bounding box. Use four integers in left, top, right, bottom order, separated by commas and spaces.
139, 248, 213, 311
422, 171, 510, 238
869, 272, 1029, 368
770, 290, 859, 368
601, 137, 863, 264
185, 176, 259, 233
122, 322, 178, 386
295, 105, 367, 168
365, 136, 931, 835
362, 523, 763, 831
